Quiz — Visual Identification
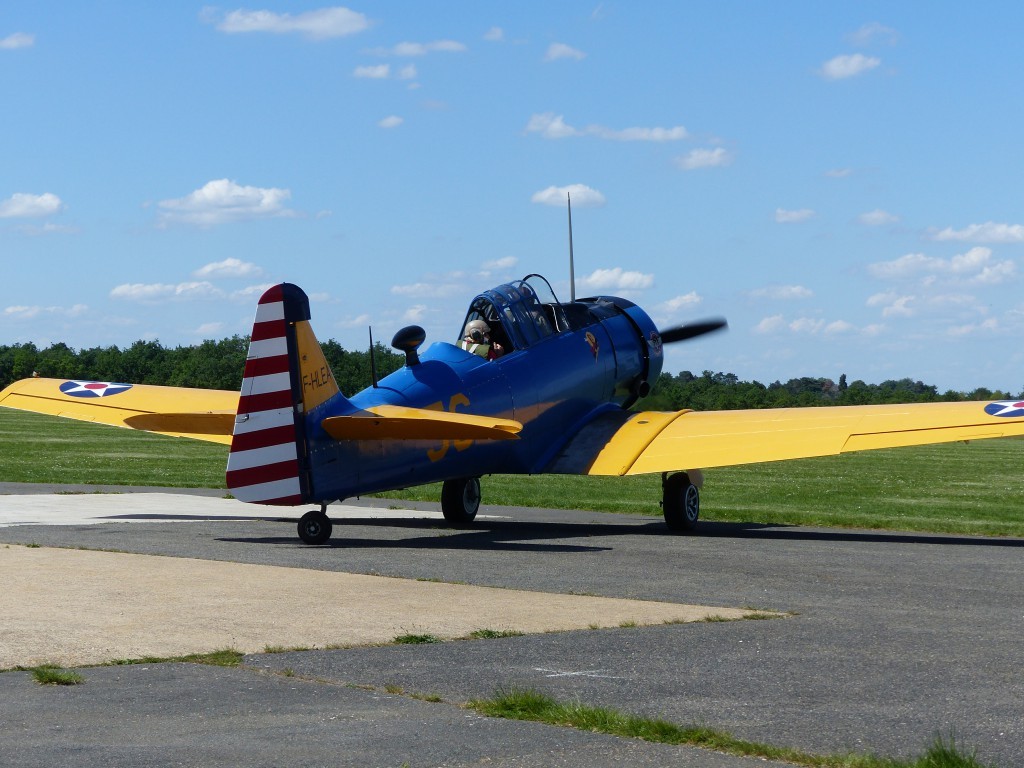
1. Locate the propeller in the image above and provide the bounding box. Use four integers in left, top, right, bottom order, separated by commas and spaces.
658, 317, 728, 344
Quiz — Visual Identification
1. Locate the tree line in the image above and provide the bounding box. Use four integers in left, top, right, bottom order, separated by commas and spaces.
636, 370, 1019, 411
0, 339, 1017, 408
0, 339, 406, 396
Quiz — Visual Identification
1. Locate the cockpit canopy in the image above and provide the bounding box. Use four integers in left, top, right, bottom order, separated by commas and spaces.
461, 274, 561, 354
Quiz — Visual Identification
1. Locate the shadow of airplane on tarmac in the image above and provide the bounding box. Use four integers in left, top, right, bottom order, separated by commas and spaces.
216, 513, 1024, 552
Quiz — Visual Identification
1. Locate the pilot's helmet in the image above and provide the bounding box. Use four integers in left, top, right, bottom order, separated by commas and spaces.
464, 318, 491, 342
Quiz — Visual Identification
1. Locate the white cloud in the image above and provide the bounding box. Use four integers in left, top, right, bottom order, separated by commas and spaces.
157, 179, 294, 227
775, 208, 815, 223
868, 247, 1015, 285
340, 313, 371, 328
482, 256, 518, 271
0, 192, 64, 219
674, 147, 733, 170
858, 209, 899, 226
931, 221, 1024, 243
824, 320, 855, 335
378, 115, 403, 129
754, 314, 861, 336
971, 259, 1016, 285
391, 282, 463, 298
355, 63, 418, 81
927, 293, 977, 308
375, 40, 466, 56
657, 292, 702, 313
868, 253, 932, 279
15, 222, 79, 236
0, 32, 34, 49
866, 291, 898, 307
947, 318, 999, 337
354, 64, 389, 79
788, 317, 825, 334
883, 297, 914, 317
750, 285, 813, 300
193, 258, 263, 279
231, 283, 276, 301
578, 268, 654, 292
754, 315, 786, 334
110, 282, 224, 302
195, 322, 225, 336
212, 7, 369, 40
525, 113, 580, 139
403, 304, 428, 322
847, 23, 899, 46
109, 283, 173, 301
593, 125, 687, 142
866, 291, 916, 317
819, 53, 881, 80
545, 43, 585, 61
483, 27, 504, 42
825, 168, 853, 178
524, 113, 687, 142
531, 184, 606, 208
4, 303, 87, 320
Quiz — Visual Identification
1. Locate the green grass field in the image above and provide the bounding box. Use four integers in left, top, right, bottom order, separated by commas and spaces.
1, 407, 1022, 536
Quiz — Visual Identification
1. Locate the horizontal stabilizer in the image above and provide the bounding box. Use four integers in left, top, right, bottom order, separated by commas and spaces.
322, 405, 522, 441
124, 412, 236, 436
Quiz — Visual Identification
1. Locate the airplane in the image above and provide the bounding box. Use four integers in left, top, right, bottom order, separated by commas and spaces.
3, 273, 1024, 545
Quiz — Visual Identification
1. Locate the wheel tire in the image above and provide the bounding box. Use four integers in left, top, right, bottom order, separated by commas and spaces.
298, 510, 332, 545
663, 472, 699, 532
441, 477, 481, 526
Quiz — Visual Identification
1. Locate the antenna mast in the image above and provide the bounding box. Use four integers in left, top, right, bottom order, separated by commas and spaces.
567, 192, 576, 302
368, 326, 379, 388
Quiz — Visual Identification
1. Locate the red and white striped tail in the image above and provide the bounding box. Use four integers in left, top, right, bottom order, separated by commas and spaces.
226, 284, 309, 505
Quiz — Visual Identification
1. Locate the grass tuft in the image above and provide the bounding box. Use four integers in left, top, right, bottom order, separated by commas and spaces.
467, 628, 524, 640
393, 633, 441, 645
106, 648, 244, 667
23, 664, 85, 686
466, 689, 995, 768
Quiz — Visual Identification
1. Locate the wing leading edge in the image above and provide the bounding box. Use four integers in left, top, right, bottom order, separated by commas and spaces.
555, 401, 1024, 476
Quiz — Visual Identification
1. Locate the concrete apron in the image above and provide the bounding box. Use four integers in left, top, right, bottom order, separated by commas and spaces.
0, 544, 756, 668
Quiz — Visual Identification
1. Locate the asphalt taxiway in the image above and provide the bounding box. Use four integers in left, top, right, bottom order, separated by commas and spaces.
1, 487, 1021, 767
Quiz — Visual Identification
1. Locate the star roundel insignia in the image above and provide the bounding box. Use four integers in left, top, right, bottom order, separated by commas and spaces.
59, 380, 134, 398
983, 400, 1024, 418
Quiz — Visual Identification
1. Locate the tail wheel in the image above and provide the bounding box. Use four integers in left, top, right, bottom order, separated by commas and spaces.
441, 477, 481, 526
298, 510, 332, 545
663, 472, 699, 532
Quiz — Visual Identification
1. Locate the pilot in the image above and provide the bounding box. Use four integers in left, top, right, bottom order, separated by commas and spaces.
460, 319, 504, 360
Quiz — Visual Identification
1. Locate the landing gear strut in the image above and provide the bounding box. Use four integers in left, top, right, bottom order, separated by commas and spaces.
298, 505, 332, 545
662, 472, 699, 532
441, 477, 481, 526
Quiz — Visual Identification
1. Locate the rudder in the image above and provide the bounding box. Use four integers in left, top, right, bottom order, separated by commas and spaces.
226, 283, 345, 505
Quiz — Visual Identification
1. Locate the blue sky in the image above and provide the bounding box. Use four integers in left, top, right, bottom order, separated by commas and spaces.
3, 3, 1023, 393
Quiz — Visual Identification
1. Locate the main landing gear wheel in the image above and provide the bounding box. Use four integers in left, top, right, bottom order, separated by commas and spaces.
662, 472, 699, 532
441, 477, 481, 526
298, 509, 332, 545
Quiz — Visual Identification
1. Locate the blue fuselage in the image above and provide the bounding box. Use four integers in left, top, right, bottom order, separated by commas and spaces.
302, 287, 664, 503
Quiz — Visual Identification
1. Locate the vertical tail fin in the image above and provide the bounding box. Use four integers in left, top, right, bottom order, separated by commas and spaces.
226, 283, 344, 505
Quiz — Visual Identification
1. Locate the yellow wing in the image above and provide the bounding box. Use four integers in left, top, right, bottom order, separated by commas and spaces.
551, 401, 1024, 476
0, 377, 238, 445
